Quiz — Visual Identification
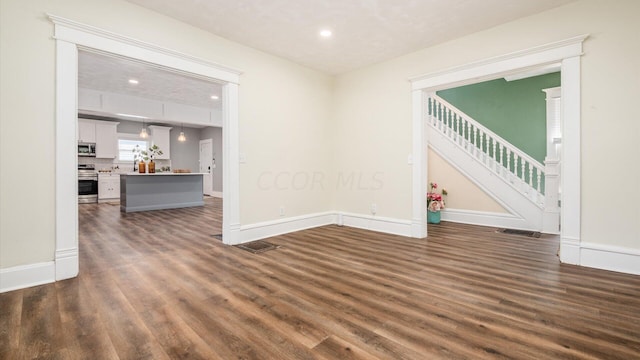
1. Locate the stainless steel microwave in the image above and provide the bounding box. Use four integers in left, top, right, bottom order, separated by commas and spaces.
78, 143, 96, 157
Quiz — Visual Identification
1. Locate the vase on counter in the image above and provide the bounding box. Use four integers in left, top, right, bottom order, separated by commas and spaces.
148, 160, 155, 174
139, 160, 146, 174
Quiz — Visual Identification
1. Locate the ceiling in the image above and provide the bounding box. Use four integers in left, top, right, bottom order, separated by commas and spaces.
126, 0, 575, 74
78, 51, 223, 110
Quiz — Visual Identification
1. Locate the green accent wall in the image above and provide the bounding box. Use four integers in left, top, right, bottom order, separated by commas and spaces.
436, 72, 560, 163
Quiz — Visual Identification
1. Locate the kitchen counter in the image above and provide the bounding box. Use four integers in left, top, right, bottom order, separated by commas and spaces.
123, 172, 207, 176
120, 173, 204, 212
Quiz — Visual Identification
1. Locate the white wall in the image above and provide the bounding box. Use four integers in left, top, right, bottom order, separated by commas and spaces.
170, 127, 201, 172
0, 0, 333, 269
428, 149, 507, 214
332, 0, 640, 250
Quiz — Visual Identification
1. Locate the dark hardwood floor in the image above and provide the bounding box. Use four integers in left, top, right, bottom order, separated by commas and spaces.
1, 197, 640, 359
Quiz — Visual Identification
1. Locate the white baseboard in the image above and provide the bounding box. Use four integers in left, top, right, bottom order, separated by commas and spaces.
578, 242, 640, 275
339, 212, 413, 237
235, 211, 413, 244
55, 247, 79, 280
210, 191, 222, 198
559, 236, 581, 265
0, 261, 55, 293
237, 212, 336, 245
440, 208, 534, 230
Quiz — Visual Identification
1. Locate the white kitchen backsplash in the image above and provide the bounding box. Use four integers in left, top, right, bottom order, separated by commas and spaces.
78, 157, 171, 172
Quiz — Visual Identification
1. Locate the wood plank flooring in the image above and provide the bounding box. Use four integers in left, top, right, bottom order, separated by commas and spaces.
2, 197, 640, 359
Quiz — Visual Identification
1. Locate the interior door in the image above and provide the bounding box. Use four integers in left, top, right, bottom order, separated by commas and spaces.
199, 139, 213, 196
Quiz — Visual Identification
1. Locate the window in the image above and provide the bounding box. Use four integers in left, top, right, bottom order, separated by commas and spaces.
118, 135, 148, 162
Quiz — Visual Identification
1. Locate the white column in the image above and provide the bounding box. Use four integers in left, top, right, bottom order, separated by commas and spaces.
222, 82, 241, 245
559, 56, 581, 264
55, 39, 79, 280
411, 90, 428, 238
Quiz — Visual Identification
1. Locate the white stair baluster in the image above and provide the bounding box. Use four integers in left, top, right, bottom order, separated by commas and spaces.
476, 128, 481, 158
453, 115, 458, 143
537, 170, 542, 194
464, 120, 469, 149
507, 150, 512, 182
470, 125, 475, 155
483, 132, 489, 164
447, 108, 452, 137
437, 101, 442, 131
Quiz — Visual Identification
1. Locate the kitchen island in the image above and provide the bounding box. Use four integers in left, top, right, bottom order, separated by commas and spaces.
120, 173, 206, 213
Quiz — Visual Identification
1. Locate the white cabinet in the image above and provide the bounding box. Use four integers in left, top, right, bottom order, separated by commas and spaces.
78, 119, 96, 143
149, 125, 171, 159
98, 174, 120, 201
95, 122, 119, 159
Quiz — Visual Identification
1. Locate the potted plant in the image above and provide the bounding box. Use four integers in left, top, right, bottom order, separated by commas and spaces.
427, 182, 447, 224
132, 144, 163, 174
145, 144, 163, 174
132, 145, 147, 173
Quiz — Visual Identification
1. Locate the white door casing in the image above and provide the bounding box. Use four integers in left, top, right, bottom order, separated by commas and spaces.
410, 34, 587, 265
200, 139, 213, 196
50, 14, 242, 283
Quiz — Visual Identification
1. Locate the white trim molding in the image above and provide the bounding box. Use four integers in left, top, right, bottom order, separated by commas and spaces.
48, 14, 241, 84
440, 209, 532, 230
339, 212, 413, 238
410, 34, 588, 269
578, 243, 640, 275
236, 212, 336, 245
0, 262, 55, 293
47, 14, 242, 292
233, 211, 413, 246
411, 90, 428, 238
409, 34, 588, 91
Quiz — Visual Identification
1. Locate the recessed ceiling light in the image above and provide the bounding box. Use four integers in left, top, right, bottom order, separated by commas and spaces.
210, 95, 219, 100
319, 29, 332, 38
128, 79, 139, 85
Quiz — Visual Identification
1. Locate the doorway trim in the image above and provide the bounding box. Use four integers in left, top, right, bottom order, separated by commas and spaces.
409, 34, 588, 265
49, 14, 242, 281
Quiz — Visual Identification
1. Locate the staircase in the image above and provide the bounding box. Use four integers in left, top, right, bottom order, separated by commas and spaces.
425, 94, 557, 232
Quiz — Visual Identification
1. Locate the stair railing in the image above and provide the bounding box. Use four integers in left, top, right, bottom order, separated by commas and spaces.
426, 93, 545, 206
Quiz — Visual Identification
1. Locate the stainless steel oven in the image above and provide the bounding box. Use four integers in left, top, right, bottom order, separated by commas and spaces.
78, 164, 98, 203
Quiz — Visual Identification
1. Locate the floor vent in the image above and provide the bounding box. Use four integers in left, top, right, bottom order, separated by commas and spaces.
235, 240, 279, 254
497, 228, 541, 238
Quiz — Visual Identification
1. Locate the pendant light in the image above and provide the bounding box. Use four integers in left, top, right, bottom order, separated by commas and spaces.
177, 123, 186, 142
139, 120, 148, 139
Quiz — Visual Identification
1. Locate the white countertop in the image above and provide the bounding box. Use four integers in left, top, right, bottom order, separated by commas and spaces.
121, 172, 207, 176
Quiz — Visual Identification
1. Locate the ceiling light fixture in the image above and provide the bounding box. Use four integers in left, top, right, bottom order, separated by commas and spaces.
178, 123, 186, 142
319, 29, 332, 38
210, 95, 219, 100
139, 121, 148, 139
128, 79, 139, 85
